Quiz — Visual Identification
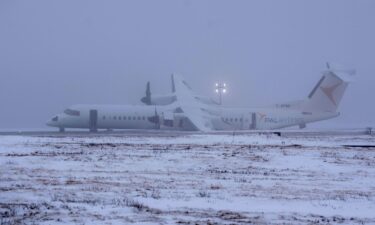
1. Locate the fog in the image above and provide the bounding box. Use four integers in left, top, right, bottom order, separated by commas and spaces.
0, 0, 374, 129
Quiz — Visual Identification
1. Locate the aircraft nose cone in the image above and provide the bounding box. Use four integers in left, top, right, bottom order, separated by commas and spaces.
46, 116, 59, 127
46, 120, 53, 126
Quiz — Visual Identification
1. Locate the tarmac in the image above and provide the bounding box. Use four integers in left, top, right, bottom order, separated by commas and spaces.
0, 128, 372, 137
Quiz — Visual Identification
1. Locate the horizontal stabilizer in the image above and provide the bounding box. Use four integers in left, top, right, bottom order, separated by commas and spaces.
325, 62, 356, 82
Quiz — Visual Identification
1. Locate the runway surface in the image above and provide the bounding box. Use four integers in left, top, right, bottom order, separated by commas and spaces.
0, 128, 372, 138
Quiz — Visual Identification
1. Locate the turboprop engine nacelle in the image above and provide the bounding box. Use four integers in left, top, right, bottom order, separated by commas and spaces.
140, 81, 177, 106
149, 95, 177, 106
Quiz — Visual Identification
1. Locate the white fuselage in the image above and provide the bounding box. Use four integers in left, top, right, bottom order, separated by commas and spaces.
214, 107, 338, 130
47, 104, 339, 131
47, 65, 352, 132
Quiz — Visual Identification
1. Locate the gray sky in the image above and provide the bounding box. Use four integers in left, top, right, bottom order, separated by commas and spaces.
0, 0, 374, 129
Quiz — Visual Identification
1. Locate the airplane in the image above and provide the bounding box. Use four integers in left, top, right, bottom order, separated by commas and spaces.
47, 63, 355, 132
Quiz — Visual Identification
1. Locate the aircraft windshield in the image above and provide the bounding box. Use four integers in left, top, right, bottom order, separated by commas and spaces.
64, 109, 80, 116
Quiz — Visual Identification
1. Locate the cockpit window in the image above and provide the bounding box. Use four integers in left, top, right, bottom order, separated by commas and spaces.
52, 116, 58, 122
64, 109, 80, 116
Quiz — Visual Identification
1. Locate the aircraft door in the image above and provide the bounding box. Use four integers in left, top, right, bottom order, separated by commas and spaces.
250, 113, 256, 130
240, 114, 244, 130
89, 109, 98, 132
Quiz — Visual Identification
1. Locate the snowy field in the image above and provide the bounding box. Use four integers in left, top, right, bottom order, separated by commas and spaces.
1, 133, 375, 225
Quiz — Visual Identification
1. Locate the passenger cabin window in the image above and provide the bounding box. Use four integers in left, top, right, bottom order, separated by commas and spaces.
64, 109, 80, 116
114, 116, 117, 120
102, 116, 106, 120
123, 116, 126, 120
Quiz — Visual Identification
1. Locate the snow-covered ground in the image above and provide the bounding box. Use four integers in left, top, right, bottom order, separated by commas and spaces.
1, 133, 375, 224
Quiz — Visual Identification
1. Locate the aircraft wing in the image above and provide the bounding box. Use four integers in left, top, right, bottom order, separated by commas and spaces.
180, 106, 212, 131
172, 74, 215, 132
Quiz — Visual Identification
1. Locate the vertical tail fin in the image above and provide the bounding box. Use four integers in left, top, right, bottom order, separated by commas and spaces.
305, 63, 355, 112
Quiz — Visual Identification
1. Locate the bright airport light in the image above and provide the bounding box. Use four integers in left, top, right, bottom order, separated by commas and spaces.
214, 82, 227, 105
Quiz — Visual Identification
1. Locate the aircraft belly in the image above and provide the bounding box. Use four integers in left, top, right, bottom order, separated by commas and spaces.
97, 121, 155, 130
61, 116, 89, 129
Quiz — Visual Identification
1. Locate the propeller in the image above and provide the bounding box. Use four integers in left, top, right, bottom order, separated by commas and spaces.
147, 107, 160, 129
154, 107, 160, 129
171, 74, 176, 93
141, 81, 152, 105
